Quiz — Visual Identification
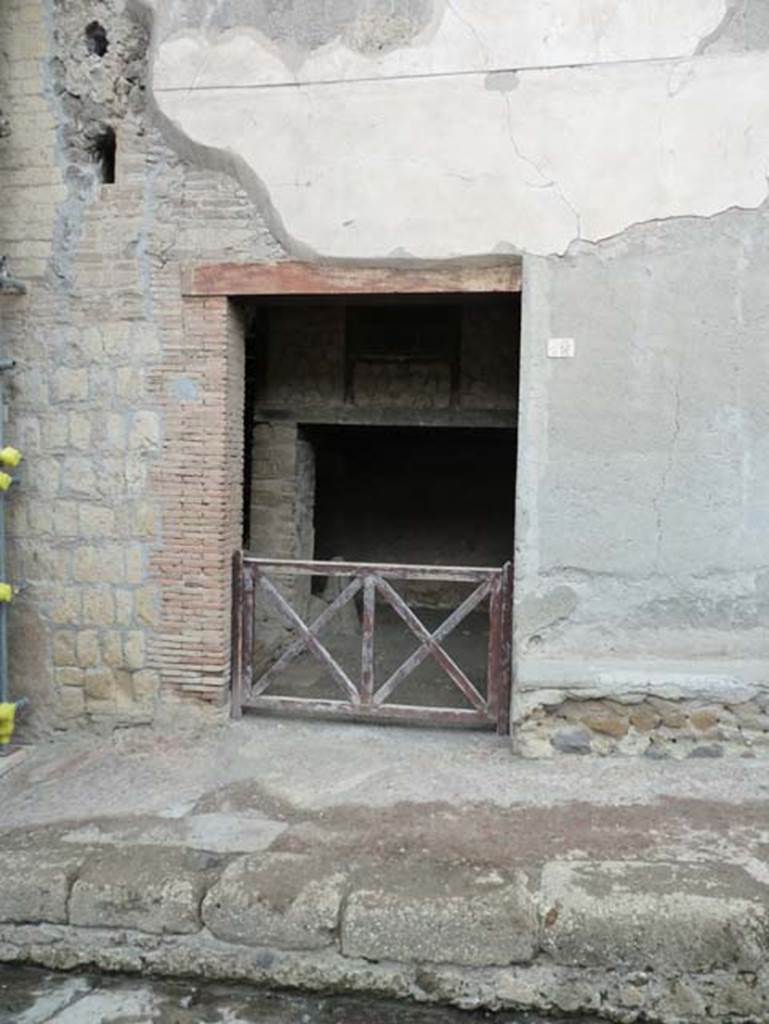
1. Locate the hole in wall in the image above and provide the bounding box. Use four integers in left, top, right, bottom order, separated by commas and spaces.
90, 127, 116, 184
85, 21, 109, 57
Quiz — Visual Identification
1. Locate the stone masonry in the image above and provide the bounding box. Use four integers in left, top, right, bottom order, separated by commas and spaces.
0, 0, 281, 728
5, 844, 767, 1023
513, 694, 769, 759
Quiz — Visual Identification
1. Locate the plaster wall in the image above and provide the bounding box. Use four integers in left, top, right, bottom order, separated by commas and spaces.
146, 0, 769, 258
513, 207, 769, 752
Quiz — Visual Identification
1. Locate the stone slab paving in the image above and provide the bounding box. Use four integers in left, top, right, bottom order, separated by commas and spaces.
0, 718, 768, 1021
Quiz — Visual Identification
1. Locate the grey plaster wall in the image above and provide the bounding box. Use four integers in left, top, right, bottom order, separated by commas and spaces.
151, 0, 436, 58
515, 203, 769, 702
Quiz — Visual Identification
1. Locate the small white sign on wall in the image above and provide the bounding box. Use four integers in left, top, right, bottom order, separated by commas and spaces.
547, 337, 575, 358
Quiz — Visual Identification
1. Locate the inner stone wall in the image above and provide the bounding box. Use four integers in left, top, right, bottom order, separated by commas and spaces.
251, 298, 519, 419
248, 425, 314, 567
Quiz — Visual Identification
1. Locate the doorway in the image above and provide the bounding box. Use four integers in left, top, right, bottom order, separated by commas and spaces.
229, 266, 521, 729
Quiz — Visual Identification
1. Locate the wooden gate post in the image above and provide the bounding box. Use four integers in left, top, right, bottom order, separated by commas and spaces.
496, 561, 514, 736
230, 550, 244, 719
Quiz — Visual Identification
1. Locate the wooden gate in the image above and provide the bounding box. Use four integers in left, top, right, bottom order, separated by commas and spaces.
231, 555, 513, 733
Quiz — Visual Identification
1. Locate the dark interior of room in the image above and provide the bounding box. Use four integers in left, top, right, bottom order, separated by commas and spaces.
308, 425, 515, 571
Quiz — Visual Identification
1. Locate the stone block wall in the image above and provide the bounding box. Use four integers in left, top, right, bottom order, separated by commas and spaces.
0, 0, 282, 728
514, 694, 769, 759
248, 424, 312, 562
248, 422, 315, 618
252, 300, 518, 416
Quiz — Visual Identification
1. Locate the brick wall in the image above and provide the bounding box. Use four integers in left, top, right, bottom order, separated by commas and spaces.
146, 297, 245, 701
0, 0, 283, 728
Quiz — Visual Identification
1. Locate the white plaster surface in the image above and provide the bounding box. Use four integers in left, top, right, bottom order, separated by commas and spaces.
152, 0, 727, 87
146, 1, 769, 258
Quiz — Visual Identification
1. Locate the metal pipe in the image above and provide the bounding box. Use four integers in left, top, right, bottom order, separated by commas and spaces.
0, 258, 22, 705
0, 359, 15, 703
0, 369, 7, 703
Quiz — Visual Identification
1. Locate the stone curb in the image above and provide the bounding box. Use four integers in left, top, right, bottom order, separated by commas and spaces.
202, 852, 347, 950
0, 840, 768, 1023
69, 846, 221, 935
0, 846, 81, 925
341, 866, 537, 967
539, 860, 769, 973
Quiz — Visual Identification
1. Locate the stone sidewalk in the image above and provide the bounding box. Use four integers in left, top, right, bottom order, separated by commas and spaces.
1, 714, 769, 1022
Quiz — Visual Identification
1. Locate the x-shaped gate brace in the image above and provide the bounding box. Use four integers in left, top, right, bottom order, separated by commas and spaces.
231, 555, 513, 733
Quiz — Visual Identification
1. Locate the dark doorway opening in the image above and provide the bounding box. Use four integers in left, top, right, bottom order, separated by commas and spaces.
239, 288, 519, 724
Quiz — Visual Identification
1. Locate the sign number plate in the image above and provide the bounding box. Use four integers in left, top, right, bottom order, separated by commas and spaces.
548, 337, 575, 358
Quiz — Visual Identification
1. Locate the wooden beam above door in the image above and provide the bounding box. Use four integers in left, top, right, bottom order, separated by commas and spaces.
182, 260, 522, 298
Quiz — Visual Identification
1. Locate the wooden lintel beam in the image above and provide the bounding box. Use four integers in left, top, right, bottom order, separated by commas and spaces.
182, 260, 522, 298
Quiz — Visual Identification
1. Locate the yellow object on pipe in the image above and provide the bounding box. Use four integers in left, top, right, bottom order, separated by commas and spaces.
0, 702, 16, 745
0, 472, 12, 492
0, 584, 12, 603
0, 447, 21, 468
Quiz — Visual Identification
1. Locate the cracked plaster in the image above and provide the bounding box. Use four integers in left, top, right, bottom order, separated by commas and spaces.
137, 0, 769, 259
511, 199, 769, 699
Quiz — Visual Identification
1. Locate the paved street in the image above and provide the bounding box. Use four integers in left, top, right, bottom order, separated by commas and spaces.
1, 716, 767, 1022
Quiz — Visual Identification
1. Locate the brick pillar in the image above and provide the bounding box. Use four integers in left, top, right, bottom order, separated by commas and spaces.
149, 297, 245, 703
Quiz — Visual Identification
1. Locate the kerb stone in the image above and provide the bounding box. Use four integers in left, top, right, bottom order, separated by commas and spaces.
202, 852, 347, 950
0, 846, 84, 924
69, 846, 214, 935
341, 865, 537, 967
541, 860, 769, 972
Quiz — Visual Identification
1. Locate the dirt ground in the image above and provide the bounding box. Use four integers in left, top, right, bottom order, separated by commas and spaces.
3, 712, 768, 880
